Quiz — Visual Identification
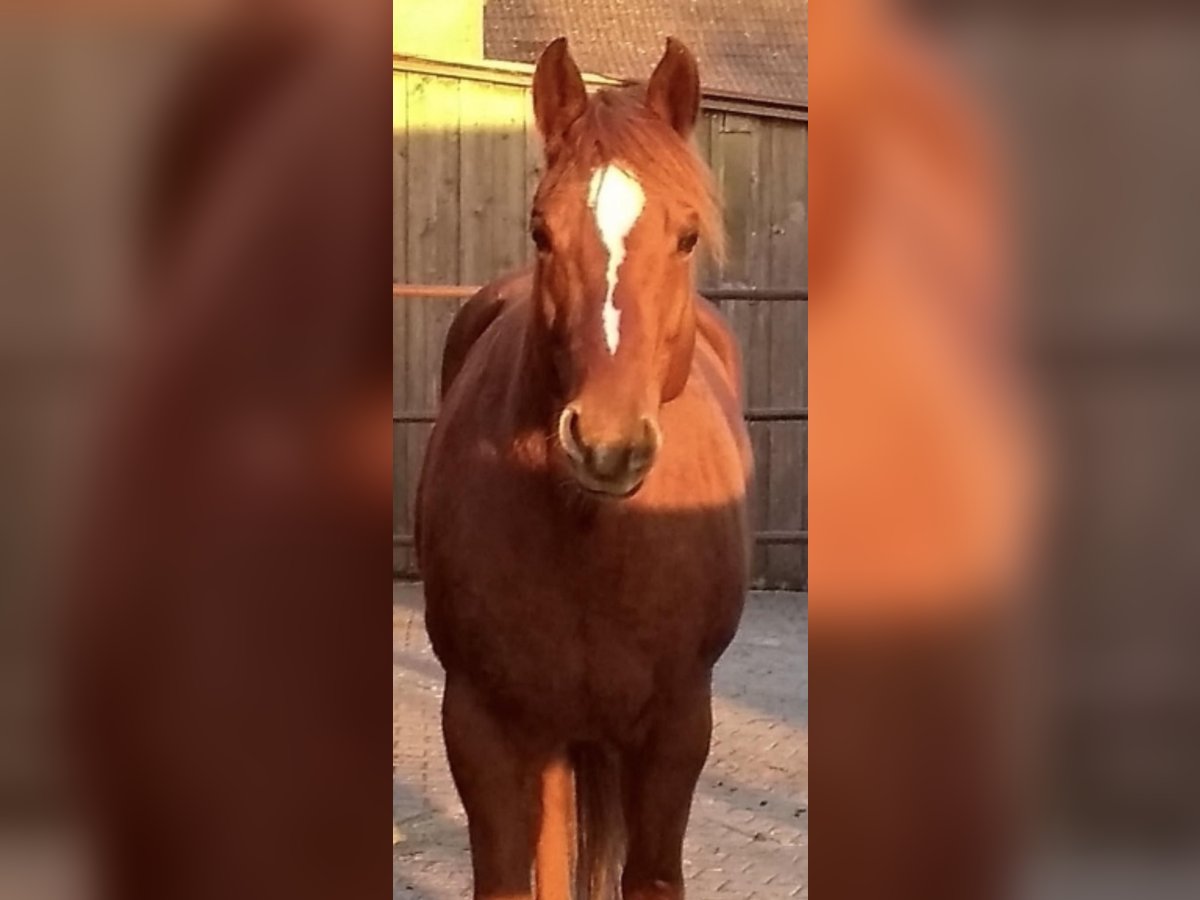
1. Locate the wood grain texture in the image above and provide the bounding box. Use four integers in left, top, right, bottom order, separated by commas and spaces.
403, 74, 462, 578
766, 121, 808, 586
393, 70, 410, 573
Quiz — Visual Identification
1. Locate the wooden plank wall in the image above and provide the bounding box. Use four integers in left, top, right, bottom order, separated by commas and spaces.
393, 69, 807, 588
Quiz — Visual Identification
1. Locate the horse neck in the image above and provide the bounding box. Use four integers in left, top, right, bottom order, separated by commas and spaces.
505, 298, 561, 443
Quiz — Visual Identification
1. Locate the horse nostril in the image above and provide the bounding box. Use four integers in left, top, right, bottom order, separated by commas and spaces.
625, 417, 661, 472
569, 410, 585, 450
560, 408, 659, 489
641, 417, 662, 455
559, 406, 585, 458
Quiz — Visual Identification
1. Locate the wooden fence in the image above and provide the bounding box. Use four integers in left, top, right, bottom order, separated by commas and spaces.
393, 56, 807, 588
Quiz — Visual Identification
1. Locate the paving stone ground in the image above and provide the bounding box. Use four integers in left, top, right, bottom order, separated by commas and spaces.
393, 582, 808, 899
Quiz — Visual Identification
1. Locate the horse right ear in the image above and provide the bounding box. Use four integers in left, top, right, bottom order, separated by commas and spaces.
645, 37, 700, 137
533, 37, 587, 162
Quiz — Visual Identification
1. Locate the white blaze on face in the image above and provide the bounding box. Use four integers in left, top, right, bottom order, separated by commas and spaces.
587, 164, 645, 355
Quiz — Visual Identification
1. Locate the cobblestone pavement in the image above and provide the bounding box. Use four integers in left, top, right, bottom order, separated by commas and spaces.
393, 582, 808, 899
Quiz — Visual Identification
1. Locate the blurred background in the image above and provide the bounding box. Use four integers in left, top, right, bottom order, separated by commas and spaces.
0, 19, 189, 899
0, 0, 1199, 898
0, 3, 391, 899
809, 3, 1200, 898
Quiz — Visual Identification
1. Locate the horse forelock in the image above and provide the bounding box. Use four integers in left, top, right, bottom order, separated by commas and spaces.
536, 86, 726, 264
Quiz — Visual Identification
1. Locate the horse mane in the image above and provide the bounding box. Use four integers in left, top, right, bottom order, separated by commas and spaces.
538, 85, 727, 264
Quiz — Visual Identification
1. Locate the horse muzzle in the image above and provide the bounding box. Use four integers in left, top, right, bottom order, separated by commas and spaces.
557, 405, 661, 497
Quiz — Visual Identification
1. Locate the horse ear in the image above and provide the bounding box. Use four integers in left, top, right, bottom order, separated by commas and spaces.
533, 37, 587, 160
645, 37, 701, 138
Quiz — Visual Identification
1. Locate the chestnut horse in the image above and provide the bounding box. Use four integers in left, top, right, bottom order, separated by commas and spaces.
416, 37, 752, 900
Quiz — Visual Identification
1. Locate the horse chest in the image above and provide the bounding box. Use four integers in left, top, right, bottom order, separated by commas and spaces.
426, 492, 738, 731
420, 381, 748, 733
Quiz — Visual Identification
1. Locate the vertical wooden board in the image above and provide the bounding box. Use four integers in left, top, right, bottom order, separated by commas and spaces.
766, 121, 808, 401
713, 114, 754, 287
432, 79, 464, 569
459, 80, 493, 285
747, 425, 770, 584
407, 73, 462, 394
695, 112, 721, 290
392, 69, 409, 572
404, 74, 461, 571
766, 421, 806, 587
393, 70, 408, 283
749, 392, 772, 583
712, 113, 770, 582
801, 413, 809, 537
402, 73, 430, 559
710, 115, 750, 572
392, 291, 409, 574
392, 421, 408, 575
746, 120, 772, 425
795, 124, 810, 586
710, 113, 751, 384
492, 83, 529, 276
401, 75, 429, 574
748, 118, 774, 583
460, 82, 529, 285
793, 123, 809, 287
748, 119, 773, 288
765, 121, 809, 586
426, 76, 462, 530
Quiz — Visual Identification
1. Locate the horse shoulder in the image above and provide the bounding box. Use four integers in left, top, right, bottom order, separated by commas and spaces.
690, 297, 754, 482
439, 268, 533, 400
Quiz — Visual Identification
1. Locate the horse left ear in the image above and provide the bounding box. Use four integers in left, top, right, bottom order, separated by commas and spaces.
533, 37, 588, 162
645, 37, 701, 138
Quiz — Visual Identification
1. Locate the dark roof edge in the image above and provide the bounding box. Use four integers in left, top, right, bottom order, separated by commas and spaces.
394, 54, 808, 123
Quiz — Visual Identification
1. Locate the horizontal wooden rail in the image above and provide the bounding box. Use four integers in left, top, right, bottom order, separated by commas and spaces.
702, 288, 808, 302
744, 407, 807, 422
754, 530, 809, 545
394, 529, 806, 548
393, 284, 807, 302
395, 407, 806, 424
392, 284, 479, 298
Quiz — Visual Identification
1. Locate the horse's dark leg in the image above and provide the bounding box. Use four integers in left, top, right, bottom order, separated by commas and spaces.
619, 681, 714, 900
443, 675, 539, 900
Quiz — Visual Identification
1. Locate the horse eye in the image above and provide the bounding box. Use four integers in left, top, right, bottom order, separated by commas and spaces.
677, 230, 699, 254
531, 224, 552, 254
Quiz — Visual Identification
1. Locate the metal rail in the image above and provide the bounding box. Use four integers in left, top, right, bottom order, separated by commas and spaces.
392, 284, 808, 302
394, 407, 806, 425
394, 530, 807, 549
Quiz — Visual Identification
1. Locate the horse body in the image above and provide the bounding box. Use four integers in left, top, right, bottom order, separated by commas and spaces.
419, 276, 749, 900
421, 277, 748, 743
416, 36, 752, 900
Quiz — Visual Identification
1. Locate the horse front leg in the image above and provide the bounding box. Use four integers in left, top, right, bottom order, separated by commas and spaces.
443, 675, 540, 900
620, 681, 714, 900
